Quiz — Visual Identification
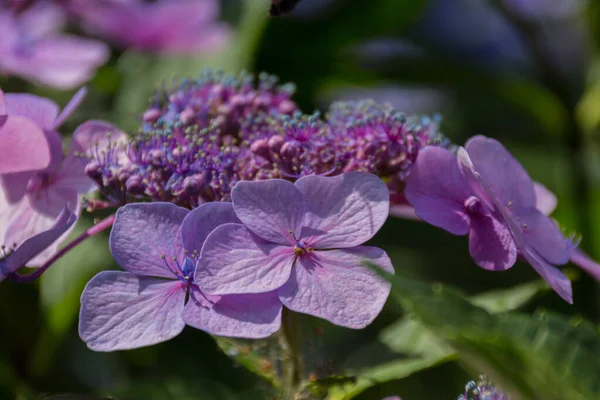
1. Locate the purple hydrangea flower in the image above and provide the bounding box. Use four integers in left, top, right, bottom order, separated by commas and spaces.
72, 0, 231, 54
405, 136, 574, 302
0, 87, 51, 174
0, 2, 109, 89
197, 172, 393, 328
79, 202, 282, 351
458, 376, 510, 400
1, 205, 76, 282
0, 88, 117, 265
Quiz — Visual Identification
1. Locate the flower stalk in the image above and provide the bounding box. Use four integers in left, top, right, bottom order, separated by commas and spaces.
279, 307, 301, 398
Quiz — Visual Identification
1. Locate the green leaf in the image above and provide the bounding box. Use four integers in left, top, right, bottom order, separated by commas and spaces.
326, 278, 553, 399
385, 271, 600, 400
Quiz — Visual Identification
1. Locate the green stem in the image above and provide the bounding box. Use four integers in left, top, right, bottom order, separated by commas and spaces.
279, 308, 301, 398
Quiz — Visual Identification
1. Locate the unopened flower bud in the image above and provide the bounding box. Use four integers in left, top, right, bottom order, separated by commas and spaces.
125, 175, 145, 194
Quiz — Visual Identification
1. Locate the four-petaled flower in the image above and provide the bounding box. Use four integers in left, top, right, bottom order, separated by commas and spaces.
0, 87, 121, 265
405, 135, 573, 302
79, 202, 282, 351
197, 172, 394, 328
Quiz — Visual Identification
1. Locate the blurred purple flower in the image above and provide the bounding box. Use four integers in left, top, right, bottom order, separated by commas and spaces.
198, 172, 393, 328
79, 202, 282, 351
0, 87, 52, 174
0, 88, 115, 265
0, 2, 109, 89
405, 136, 574, 303
458, 376, 510, 400
72, 0, 231, 54
0, 205, 75, 282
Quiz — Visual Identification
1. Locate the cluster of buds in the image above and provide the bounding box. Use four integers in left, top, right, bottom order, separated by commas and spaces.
457, 376, 510, 400
82, 70, 448, 210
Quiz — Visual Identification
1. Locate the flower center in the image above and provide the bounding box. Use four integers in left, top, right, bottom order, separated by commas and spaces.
464, 196, 484, 215
161, 252, 197, 283
288, 229, 312, 257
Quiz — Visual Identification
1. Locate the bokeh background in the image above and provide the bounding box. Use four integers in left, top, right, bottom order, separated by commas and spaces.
1, 0, 599, 398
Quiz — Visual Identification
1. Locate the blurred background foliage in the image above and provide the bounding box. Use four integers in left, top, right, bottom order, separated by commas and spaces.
1, 0, 600, 398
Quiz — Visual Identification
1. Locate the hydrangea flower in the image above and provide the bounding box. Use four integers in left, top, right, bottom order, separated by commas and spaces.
458, 376, 509, 400
0, 3, 109, 89
1, 206, 76, 282
72, 0, 230, 54
0, 88, 119, 265
79, 202, 282, 351
197, 172, 393, 328
0, 87, 51, 174
405, 136, 573, 302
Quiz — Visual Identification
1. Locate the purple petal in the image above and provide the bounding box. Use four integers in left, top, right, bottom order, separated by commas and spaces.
1, 205, 75, 279
464, 136, 536, 208
78, 271, 186, 351
4, 197, 79, 267
231, 179, 305, 245
183, 288, 282, 339
181, 202, 240, 253
522, 249, 572, 304
405, 146, 471, 235
534, 182, 557, 216
457, 147, 526, 248
110, 203, 189, 278
513, 207, 570, 265
278, 247, 393, 329
0, 172, 33, 204
469, 214, 517, 271
52, 87, 87, 130
4, 93, 59, 130
0, 116, 51, 174
70, 120, 127, 156
196, 223, 293, 295
570, 248, 600, 282
294, 172, 389, 248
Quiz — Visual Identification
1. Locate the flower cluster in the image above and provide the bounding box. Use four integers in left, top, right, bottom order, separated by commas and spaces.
82, 71, 446, 211
457, 376, 510, 400
79, 171, 393, 350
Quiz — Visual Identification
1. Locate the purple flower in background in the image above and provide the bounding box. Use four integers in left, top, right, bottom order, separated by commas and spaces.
1, 205, 75, 282
72, 0, 230, 54
0, 2, 109, 89
0, 87, 51, 174
198, 172, 393, 328
405, 136, 573, 302
79, 202, 282, 351
0, 88, 118, 265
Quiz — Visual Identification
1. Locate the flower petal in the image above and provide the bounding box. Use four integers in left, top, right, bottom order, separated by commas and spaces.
294, 172, 389, 248
534, 181, 557, 216
0, 116, 51, 174
196, 223, 293, 295
513, 207, 570, 265
69, 119, 128, 157
1, 206, 75, 280
278, 247, 393, 329
405, 146, 471, 235
469, 214, 517, 271
464, 136, 536, 208
0, 87, 5, 114
52, 87, 87, 130
232, 179, 305, 245
183, 288, 282, 339
110, 203, 189, 278
78, 271, 186, 351
457, 147, 526, 248
570, 248, 600, 282
522, 249, 572, 304
4, 93, 59, 130
389, 204, 420, 220
181, 202, 240, 253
